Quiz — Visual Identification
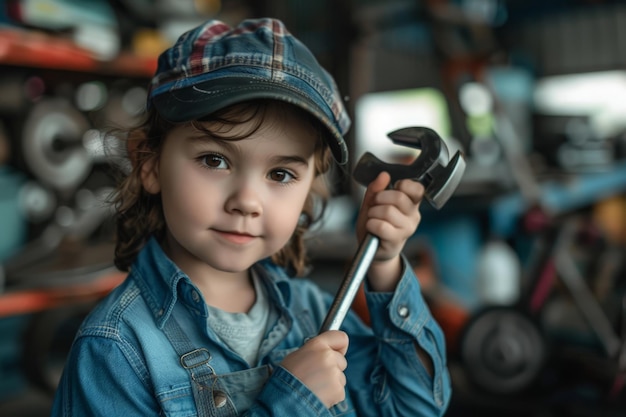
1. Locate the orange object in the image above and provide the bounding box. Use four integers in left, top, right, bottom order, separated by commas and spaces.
0, 271, 125, 318
593, 195, 626, 244
352, 283, 370, 326
0, 28, 156, 77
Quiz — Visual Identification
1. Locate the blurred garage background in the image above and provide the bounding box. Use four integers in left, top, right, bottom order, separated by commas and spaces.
1, 0, 626, 416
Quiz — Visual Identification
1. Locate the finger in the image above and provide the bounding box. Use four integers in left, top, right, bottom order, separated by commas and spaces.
370, 187, 422, 220
320, 330, 350, 355
367, 205, 408, 230
338, 369, 347, 387
394, 179, 426, 205
372, 181, 423, 213
372, 191, 417, 219
366, 218, 409, 244
337, 353, 348, 371
367, 206, 421, 241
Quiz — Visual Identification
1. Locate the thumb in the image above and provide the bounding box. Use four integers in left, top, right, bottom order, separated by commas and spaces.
362, 172, 391, 206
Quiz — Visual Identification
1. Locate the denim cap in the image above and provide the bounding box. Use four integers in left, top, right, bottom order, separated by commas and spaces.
148, 18, 351, 165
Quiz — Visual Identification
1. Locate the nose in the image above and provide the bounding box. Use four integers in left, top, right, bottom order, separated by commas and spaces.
224, 178, 263, 217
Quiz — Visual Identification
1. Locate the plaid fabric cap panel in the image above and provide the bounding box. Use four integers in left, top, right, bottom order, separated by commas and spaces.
148, 18, 351, 137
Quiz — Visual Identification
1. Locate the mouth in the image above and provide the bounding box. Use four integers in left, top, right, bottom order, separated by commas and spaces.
213, 229, 257, 245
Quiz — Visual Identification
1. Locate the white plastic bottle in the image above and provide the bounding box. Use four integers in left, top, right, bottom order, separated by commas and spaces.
477, 239, 521, 306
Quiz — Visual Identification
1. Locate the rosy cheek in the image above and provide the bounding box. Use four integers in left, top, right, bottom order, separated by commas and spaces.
284, 194, 309, 228
162, 168, 214, 217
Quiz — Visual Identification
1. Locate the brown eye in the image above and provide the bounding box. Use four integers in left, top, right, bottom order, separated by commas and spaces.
269, 169, 294, 183
202, 154, 228, 169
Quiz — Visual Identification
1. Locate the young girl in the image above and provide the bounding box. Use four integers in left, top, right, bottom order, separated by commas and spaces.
51, 18, 451, 416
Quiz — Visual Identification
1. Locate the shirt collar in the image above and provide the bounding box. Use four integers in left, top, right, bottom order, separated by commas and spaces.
131, 237, 294, 328
132, 237, 190, 328
255, 259, 292, 307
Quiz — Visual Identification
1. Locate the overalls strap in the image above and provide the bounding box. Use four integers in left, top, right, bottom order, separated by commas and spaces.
162, 314, 238, 417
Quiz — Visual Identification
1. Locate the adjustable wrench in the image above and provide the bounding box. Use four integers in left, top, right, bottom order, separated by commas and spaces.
319, 127, 466, 332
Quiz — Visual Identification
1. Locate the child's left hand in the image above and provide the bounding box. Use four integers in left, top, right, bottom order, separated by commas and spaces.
355, 171, 425, 292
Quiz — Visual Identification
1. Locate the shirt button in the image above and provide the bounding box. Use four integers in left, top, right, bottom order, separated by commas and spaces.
213, 391, 228, 408
191, 290, 200, 303
398, 306, 410, 318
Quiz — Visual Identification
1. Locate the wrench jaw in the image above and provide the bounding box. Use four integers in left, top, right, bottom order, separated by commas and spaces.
389, 126, 453, 168
425, 152, 466, 209
353, 127, 454, 188
387, 126, 441, 148
353, 152, 432, 187
388, 127, 444, 171
358, 126, 466, 210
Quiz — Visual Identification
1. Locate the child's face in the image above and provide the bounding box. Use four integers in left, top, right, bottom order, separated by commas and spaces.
142, 107, 319, 277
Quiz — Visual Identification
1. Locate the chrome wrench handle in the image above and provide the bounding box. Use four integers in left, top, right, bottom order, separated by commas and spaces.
319, 234, 379, 332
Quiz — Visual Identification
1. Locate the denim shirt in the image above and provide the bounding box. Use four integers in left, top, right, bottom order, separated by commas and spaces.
51, 237, 451, 416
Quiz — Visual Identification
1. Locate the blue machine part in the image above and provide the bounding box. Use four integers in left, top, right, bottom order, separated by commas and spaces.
490, 160, 626, 238
0, 168, 26, 264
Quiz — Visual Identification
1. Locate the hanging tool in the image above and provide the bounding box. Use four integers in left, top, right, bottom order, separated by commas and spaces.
319, 127, 466, 332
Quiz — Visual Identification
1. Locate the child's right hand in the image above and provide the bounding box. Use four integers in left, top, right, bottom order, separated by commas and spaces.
280, 330, 349, 408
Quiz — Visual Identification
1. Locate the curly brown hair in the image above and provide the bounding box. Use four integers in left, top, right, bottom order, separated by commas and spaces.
111, 99, 334, 276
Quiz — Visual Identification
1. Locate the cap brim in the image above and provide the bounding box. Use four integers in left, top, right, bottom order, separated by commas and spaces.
151, 78, 348, 165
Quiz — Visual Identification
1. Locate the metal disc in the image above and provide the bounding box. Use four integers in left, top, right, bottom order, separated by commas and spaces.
21, 98, 92, 192
460, 307, 547, 395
